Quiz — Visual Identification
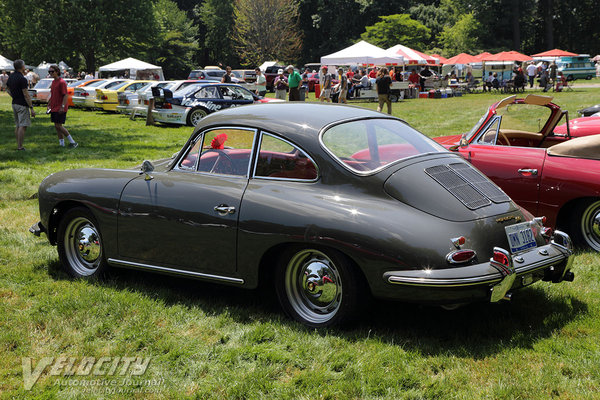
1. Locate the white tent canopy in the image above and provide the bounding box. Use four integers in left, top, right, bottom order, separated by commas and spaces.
320, 40, 404, 66
98, 57, 164, 80
0, 55, 14, 71
34, 61, 53, 78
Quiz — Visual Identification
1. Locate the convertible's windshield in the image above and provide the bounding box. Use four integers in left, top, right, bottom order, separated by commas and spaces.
465, 113, 488, 142
322, 118, 446, 174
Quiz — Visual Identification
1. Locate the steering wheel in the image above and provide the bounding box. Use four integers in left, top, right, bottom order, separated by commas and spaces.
203, 149, 236, 174
498, 131, 511, 146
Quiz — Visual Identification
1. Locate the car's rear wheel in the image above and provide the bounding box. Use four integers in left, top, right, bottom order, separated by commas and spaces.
569, 199, 600, 251
276, 247, 359, 327
57, 207, 108, 278
187, 108, 208, 127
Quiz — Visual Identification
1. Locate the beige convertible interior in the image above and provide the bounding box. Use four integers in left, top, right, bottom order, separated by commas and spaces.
547, 134, 600, 160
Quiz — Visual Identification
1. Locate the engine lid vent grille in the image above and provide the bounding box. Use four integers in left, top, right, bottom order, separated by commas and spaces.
425, 163, 510, 210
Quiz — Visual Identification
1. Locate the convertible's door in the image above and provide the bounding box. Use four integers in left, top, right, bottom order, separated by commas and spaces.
460, 144, 546, 214
116, 172, 247, 274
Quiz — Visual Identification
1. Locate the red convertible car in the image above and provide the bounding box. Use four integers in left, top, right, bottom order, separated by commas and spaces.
434, 94, 600, 251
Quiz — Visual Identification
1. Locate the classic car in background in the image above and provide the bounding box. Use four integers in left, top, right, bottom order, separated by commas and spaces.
67, 79, 103, 107
151, 83, 279, 127
434, 94, 600, 251
578, 104, 600, 117
28, 78, 77, 105
73, 79, 129, 109
232, 69, 256, 83
187, 69, 240, 83
95, 80, 154, 112
130, 80, 202, 117
30, 103, 574, 327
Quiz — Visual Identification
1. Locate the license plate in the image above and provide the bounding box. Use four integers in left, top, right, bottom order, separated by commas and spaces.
505, 222, 537, 254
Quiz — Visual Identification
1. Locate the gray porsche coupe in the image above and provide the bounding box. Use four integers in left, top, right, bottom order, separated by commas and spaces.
30, 103, 575, 327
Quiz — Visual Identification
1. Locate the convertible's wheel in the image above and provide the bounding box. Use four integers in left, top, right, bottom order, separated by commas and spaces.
570, 199, 600, 251
276, 248, 359, 327
187, 108, 208, 127
57, 207, 108, 278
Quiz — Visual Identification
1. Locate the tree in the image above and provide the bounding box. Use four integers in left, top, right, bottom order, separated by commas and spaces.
233, 0, 303, 67
360, 14, 430, 50
0, 0, 156, 72
409, 4, 446, 49
196, 0, 237, 67
146, 0, 199, 79
437, 12, 480, 55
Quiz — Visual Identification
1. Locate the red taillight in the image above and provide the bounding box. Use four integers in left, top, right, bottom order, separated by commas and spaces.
101, 95, 107, 100
493, 250, 510, 267
82, 92, 89, 97
125, 99, 129, 105
447, 249, 476, 264
162, 103, 172, 109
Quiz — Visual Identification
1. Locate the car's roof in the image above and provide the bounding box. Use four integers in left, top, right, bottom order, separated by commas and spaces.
194, 103, 397, 144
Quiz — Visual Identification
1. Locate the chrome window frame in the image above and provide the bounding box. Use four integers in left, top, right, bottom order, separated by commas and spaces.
252, 131, 320, 183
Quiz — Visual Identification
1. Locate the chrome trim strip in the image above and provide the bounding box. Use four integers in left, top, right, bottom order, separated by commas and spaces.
107, 258, 245, 285
387, 253, 566, 287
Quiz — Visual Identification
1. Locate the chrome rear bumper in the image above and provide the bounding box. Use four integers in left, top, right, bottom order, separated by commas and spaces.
384, 230, 575, 303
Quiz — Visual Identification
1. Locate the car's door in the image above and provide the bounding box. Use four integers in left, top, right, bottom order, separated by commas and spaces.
459, 117, 545, 214
217, 86, 253, 109
116, 127, 257, 274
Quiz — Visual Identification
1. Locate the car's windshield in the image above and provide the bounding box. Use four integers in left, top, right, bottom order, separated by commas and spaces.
34, 80, 52, 89
104, 81, 128, 90
85, 80, 105, 88
322, 118, 446, 174
496, 103, 552, 133
68, 80, 84, 87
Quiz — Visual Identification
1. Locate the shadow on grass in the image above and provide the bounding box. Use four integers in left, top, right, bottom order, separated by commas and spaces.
44, 259, 587, 358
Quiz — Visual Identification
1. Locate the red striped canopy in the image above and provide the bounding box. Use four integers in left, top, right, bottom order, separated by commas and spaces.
387, 45, 440, 65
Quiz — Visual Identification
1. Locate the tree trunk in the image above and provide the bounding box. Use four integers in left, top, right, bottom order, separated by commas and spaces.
544, 0, 554, 49
512, 0, 521, 51
84, 52, 96, 74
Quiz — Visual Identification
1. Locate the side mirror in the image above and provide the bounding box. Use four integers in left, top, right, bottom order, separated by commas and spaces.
141, 160, 154, 181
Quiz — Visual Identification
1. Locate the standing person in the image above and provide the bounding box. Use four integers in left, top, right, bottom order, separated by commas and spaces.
7, 59, 35, 150
47, 65, 77, 148
319, 66, 331, 102
336, 68, 348, 104
0, 70, 8, 91
25, 69, 34, 88
376, 67, 392, 115
273, 69, 288, 100
549, 61, 557, 84
254, 68, 266, 97
286, 65, 302, 101
418, 66, 433, 91
221, 66, 232, 83
526, 62, 537, 88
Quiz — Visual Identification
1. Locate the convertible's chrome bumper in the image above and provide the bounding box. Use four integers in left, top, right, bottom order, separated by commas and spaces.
384, 230, 575, 302
29, 221, 46, 237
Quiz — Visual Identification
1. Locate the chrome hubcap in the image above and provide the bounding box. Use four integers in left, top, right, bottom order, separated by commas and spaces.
285, 249, 342, 324
582, 200, 600, 251
64, 217, 102, 276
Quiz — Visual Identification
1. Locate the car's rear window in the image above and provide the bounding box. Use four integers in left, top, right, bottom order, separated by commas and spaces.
34, 80, 52, 89
321, 119, 446, 174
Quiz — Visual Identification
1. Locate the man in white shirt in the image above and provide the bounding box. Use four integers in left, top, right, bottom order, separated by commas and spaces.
526, 62, 537, 88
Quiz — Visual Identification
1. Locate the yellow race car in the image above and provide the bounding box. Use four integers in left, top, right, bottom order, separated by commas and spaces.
94, 80, 154, 112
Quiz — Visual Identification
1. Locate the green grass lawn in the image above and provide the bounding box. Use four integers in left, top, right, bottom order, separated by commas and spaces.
1, 90, 600, 399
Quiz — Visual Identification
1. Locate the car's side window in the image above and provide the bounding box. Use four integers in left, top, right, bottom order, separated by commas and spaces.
477, 117, 501, 145
178, 138, 202, 170
231, 87, 254, 101
219, 87, 234, 100
197, 128, 255, 176
194, 87, 218, 99
254, 133, 318, 181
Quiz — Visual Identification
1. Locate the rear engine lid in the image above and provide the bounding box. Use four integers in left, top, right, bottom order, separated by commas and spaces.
384, 156, 518, 222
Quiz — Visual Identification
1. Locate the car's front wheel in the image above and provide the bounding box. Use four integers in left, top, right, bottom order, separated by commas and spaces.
276, 247, 360, 328
57, 207, 108, 278
570, 199, 600, 251
187, 108, 208, 127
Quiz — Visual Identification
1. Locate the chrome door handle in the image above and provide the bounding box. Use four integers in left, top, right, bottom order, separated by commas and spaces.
214, 205, 236, 215
518, 168, 538, 175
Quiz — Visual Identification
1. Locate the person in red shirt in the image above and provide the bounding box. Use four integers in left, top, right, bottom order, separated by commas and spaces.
346, 68, 354, 81
408, 69, 420, 88
47, 65, 77, 148
368, 67, 378, 79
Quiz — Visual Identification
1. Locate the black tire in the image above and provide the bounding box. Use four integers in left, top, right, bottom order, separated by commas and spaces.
586, 75, 593, 80
567, 74, 574, 81
275, 247, 360, 328
186, 107, 209, 127
57, 207, 108, 279
569, 199, 600, 251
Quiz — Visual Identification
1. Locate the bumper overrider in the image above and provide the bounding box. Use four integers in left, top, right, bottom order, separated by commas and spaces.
383, 230, 575, 303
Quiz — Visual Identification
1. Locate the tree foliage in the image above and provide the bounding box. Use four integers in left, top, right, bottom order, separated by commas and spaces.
196, 0, 236, 67
360, 14, 430, 50
233, 0, 303, 67
437, 12, 481, 55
